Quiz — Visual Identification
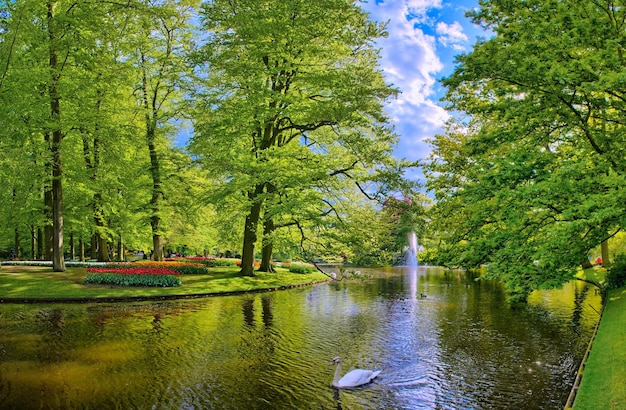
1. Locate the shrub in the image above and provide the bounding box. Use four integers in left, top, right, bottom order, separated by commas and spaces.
197, 259, 237, 267
170, 265, 210, 274
289, 264, 316, 274
85, 273, 181, 287
606, 254, 626, 290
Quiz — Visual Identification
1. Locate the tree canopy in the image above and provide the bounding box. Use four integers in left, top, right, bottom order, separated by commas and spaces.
0, 0, 416, 269
425, 0, 626, 301
190, 0, 406, 275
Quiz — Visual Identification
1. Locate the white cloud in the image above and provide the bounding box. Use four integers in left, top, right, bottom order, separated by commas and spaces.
436, 21, 469, 49
405, 0, 443, 14
360, 0, 450, 168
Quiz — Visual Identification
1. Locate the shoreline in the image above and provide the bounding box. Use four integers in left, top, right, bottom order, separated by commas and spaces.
0, 278, 331, 304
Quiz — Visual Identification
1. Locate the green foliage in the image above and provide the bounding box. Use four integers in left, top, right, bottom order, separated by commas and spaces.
606, 254, 626, 290
197, 259, 237, 267
169, 265, 209, 275
0, 0, 411, 272
191, 0, 407, 275
417, 248, 437, 266
425, 0, 626, 301
288, 264, 316, 274
84, 273, 182, 287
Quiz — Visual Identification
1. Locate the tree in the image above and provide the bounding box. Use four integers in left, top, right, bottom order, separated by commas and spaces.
192, 0, 400, 276
426, 0, 626, 301
46, 1, 68, 270
130, 0, 199, 261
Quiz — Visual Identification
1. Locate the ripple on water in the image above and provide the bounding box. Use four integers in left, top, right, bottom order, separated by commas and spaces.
0, 268, 602, 409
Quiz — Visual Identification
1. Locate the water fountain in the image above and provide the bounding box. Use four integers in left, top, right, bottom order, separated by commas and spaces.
405, 231, 418, 267
395, 230, 418, 267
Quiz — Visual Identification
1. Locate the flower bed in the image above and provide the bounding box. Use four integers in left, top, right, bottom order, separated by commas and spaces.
87, 267, 180, 275
85, 266, 182, 287
85, 272, 181, 287
118, 261, 209, 274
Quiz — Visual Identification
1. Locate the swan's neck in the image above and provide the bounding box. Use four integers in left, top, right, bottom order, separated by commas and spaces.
332, 361, 342, 385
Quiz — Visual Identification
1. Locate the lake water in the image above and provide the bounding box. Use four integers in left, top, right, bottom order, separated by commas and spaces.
0, 266, 601, 409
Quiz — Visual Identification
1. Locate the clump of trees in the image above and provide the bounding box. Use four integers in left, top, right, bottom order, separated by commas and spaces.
424, 0, 626, 301
0, 0, 415, 271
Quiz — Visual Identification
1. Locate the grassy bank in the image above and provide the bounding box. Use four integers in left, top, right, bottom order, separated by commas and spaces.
573, 287, 626, 409
0, 265, 330, 301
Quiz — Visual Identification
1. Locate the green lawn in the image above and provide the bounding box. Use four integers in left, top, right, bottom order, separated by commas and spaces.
0, 265, 330, 301
573, 287, 626, 409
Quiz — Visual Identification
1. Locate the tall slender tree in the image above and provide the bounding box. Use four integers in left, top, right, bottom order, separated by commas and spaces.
131, 0, 199, 261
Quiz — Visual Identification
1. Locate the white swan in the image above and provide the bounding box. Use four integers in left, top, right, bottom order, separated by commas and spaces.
331, 356, 381, 389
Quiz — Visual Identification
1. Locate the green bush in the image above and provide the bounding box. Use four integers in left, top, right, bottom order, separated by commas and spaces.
197, 259, 237, 267
606, 254, 626, 290
289, 264, 316, 274
85, 273, 181, 287
170, 265, 210, 274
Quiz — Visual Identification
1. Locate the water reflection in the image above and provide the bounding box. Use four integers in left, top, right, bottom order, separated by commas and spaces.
0, 267, 601, 409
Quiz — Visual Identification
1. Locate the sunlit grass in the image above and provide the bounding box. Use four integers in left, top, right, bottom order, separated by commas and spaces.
0, 265, 329, 300
574, 287, 626, 409
577, 266, 606, 285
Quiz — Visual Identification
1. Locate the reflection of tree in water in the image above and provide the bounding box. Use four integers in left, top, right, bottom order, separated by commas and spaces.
242, 298, 255, 328
261, 295, 273, 328
35, 308, 67, 363
571, 284, 590, 337
239, 296, 276, 355
237, 296, 278, 392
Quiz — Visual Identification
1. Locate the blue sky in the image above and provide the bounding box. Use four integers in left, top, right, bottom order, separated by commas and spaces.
359, 0, 485, 179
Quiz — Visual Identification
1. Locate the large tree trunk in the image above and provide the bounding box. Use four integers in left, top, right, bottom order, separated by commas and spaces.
601, 239, 610, 268
69, 232, 74, 260
151, 224, 163, 261
37, 227, 44, 260
44, 186, 53, 260
48, 0, 65, 272
259, 217, 275, 272
51, 123, 65, 271
97, 233, 108, 262
94, 193, 108, 262
14, 226, 20, 260
147, 127, 164, 260
51, 129, 64, 271
117, 235, 124, 262
31, 226, 36, 260
240, 184, 265, 276
142, 54, 165, 262
79, 237, 85, 262
82, 90, 108, 262
90, 234, 97, 259
12, 190, 20, 259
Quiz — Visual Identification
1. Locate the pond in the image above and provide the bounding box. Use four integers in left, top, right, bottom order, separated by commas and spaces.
0, 266, 601, 409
